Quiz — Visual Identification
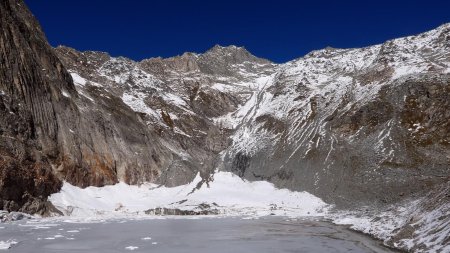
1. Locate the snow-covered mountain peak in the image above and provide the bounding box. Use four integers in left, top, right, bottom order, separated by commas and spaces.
207, 44, 248, 53
202, 44, 272, 66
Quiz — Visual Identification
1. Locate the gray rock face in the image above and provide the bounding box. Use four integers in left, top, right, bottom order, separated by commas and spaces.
53, 43, 276, 187
0, 0, 72, 214
225, 74, 450, 208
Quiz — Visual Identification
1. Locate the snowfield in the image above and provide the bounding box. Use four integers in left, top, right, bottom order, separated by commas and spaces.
49, 171, 329, 219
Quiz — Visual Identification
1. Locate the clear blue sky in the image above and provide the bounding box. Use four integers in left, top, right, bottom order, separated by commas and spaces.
25, 0, 450, 63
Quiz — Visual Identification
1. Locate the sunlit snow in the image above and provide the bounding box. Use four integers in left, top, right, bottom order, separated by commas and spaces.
49, 171, 329, 219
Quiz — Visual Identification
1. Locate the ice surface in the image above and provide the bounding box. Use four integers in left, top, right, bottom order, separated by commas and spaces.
0, 218, 397, 253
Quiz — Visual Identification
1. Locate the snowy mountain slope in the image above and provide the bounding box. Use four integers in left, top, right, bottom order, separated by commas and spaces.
52, 24, 450, 253
223, 23, 450, 206
332, 181, 450, 253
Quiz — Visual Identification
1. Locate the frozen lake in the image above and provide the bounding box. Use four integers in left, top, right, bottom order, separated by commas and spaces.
0, 217, 398, 253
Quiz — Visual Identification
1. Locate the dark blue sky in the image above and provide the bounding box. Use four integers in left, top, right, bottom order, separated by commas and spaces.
25, 0, 450, 63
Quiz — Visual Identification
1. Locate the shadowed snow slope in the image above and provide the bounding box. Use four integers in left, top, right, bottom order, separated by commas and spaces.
49, 172, 329, 218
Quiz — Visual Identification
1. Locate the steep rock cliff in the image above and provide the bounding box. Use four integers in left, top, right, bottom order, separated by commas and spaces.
0, 0, 75, 214
0, 0, 173, 213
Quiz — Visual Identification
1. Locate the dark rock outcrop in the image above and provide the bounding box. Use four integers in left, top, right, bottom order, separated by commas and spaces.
145, 205, 220, 216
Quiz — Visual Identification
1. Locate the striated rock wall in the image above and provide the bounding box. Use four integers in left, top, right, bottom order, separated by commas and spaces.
0, 0, 74, 213
0, 0, 173, 213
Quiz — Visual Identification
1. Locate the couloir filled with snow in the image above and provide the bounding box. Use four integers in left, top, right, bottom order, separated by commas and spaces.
49, 171, 329, 219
